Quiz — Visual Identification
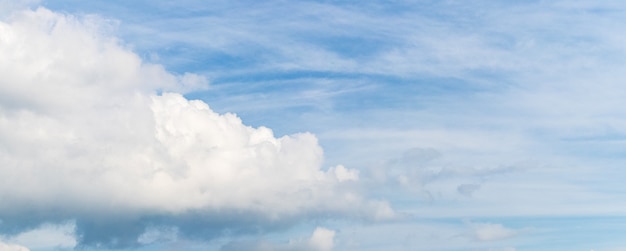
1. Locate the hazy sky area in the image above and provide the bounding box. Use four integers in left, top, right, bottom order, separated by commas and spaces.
2, 0, 626, 250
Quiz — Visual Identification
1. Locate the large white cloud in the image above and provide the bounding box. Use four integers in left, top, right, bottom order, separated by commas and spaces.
0, 7, 390, 248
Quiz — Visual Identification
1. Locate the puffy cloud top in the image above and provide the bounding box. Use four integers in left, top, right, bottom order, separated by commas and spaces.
0, 7, 388, 248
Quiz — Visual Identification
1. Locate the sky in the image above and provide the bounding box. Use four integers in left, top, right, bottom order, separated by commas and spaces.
1, 0, 626, 250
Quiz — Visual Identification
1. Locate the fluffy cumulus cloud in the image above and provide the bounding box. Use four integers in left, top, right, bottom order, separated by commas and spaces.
0, 7, 388, 248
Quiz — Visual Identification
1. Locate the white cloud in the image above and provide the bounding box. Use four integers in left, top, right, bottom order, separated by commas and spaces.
220, 227, 335, 251
137, 226, 178, 245
3, 222, 75, 250
308, 227, 336, 251
328, 165, 359, 182
0, 6, 386, 248
0, 242, 29, 251
469, 222, 519, 241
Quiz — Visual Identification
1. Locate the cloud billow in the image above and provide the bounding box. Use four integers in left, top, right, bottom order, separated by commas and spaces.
0, 7, 388, 248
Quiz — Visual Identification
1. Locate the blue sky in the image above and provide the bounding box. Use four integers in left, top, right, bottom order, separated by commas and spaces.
1, 0, 626, 250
